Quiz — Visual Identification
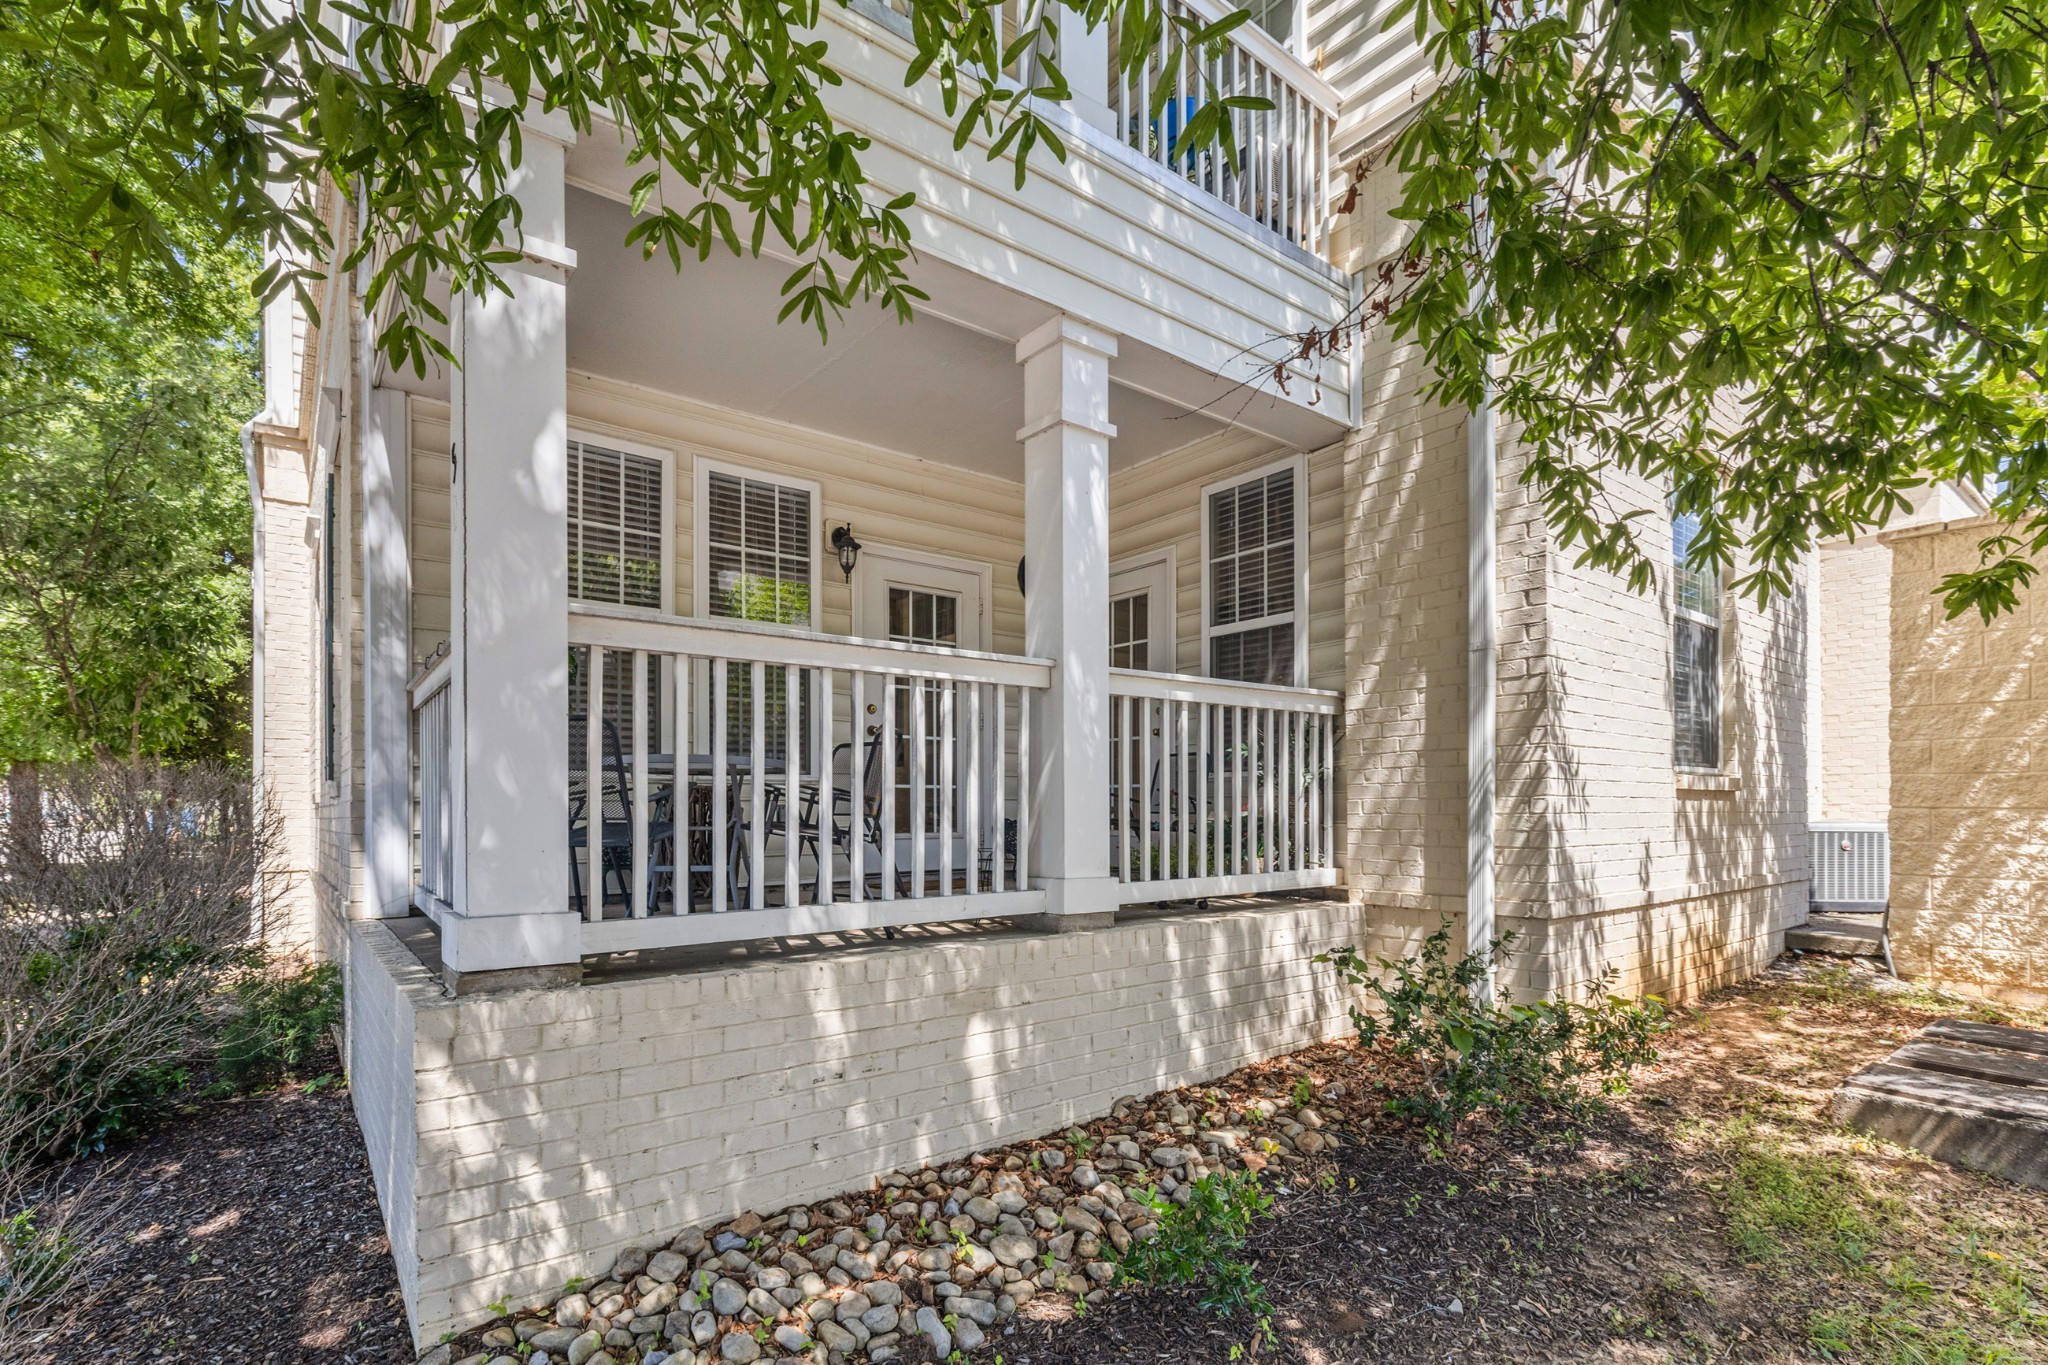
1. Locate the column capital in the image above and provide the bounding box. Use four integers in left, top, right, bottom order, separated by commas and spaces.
1015, 315, 1119, 365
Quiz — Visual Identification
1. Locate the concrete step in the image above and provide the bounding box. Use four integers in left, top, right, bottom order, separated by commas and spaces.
1786, 913, 1886, 957
1834, 1019, 2048, 1190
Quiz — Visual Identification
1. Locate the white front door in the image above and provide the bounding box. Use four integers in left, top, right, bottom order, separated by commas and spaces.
854, 548, 991, 884
1109, 549, 1177, 673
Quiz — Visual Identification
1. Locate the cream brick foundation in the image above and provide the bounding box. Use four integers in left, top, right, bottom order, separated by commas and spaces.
349, 900, 1371, 1348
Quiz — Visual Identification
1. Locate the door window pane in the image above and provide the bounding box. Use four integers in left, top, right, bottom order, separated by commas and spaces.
888, 586, 960, 835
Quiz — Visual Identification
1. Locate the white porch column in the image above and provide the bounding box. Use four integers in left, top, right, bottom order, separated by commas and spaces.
359, 383, 412, 920
443, 123, 582, 987
1018, 316, 1119, 925
1055, 10, 1115, 136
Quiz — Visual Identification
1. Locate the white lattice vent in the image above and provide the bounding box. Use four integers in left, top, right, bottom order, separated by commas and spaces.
1811, 823, 1889, 906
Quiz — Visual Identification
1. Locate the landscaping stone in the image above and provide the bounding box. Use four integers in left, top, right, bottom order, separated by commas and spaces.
913, 1305, 950, 1358
454, 1052, 1360, 1365
709, 1278, 747, 1316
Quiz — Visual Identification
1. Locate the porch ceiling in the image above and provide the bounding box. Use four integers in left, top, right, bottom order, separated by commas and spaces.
375, 187, 1352, 475
566, 188, 1227, 479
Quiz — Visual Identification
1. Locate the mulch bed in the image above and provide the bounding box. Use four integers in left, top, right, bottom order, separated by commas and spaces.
13, 1056, 412, 1365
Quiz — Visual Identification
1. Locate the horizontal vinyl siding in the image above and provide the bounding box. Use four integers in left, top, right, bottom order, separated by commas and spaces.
1309, 0, 1434, 164
409, 402, 451, 669
1107, 434, 1345, 692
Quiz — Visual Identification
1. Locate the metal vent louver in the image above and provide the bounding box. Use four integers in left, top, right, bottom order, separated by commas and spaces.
1810, 822, 1889, 907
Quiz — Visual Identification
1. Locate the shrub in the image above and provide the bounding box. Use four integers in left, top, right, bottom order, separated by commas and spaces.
1318, 922, 1668, 1139
216, 961, 341, 1092
1116, 1169, 1275, 1329
0, 763, 266, 1159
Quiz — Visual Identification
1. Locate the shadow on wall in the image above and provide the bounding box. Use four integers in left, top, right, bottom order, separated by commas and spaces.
1886, 521, 2048, 1003
1498, 461, 1805, 1003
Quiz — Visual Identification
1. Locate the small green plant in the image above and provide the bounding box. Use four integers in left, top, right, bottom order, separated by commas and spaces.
1067, 1127, 1095, 1158
1115, 1169, 1274, 1322
215, 960, 342, 1092
562, 1276, 588, 1296
1289, 1075, 1314, 1109
0, 1209, 82, 1307
488, 1296, 511, 1317
1318, 922, 1667, 1139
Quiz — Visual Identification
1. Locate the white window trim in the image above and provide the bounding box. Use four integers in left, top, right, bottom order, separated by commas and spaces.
569, 428, 677, 614
1199, 452, 1309, 688
689, 452, 823, 631
1670, 525, 1729, 777
1109, 545, 1177, 674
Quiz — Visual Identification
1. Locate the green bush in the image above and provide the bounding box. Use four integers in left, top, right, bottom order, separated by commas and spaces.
216, 961, 341, 1092
1318, 922, 1668, 1139
1116, 1169, 1275, 1329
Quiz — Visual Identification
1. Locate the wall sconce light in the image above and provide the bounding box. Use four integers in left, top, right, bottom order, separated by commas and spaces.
830, 524, 863, 582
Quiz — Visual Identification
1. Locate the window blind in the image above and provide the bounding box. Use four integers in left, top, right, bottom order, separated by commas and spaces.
1208, 466, 1298, 686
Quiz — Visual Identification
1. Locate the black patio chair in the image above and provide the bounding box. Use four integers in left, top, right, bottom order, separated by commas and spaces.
568, 714, 672, 918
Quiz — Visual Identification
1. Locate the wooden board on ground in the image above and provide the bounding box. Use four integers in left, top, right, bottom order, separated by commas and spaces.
1833, 1017, 2048, 1190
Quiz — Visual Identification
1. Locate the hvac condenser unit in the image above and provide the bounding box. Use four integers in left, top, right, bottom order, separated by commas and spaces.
1809, 822, 1889, 909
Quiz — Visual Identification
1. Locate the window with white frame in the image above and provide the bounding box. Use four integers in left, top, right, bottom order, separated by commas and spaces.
704, 467, 813, 626
569, 438, 665, 610
1205, 460, 1302, 687
568, 438, 668, 741
698, 462, 817, 762
1671, 506, 1721, 770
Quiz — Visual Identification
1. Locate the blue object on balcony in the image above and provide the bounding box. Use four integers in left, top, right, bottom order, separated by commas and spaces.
1132, 96, 1203, 170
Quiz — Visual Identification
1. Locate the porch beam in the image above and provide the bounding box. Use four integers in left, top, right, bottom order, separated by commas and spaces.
1018, 315, 1120, 924
442, 123, 582, 985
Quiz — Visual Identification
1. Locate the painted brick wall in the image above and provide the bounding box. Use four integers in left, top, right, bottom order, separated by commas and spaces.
254, 439, 323, 952
1886, 515, 2048, 1005
350, 903, 1369, 1346
1330, 165, 1807, 1002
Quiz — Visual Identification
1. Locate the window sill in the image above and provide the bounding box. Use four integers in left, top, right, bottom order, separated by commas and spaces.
1676, 771, 1740, 794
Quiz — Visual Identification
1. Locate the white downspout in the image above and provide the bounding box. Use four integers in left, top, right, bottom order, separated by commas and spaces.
1467, 165, 1498, 1005
1467, 361, 1497, 1005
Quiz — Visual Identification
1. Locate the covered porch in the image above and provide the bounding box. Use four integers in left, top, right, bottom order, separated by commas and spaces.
360, 130, 1350, 987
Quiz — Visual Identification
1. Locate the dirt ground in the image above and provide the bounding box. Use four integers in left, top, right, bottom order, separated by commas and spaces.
10, 1054, 413, 1365
1003, 956, 2048, 1364
17, 955, 2048, 1365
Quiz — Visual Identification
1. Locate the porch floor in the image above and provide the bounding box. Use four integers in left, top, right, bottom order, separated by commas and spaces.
389, 892, 1342, 991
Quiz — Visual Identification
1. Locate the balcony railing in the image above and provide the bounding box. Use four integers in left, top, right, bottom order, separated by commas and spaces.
409, 651, 454, 913
1109, 668, 1339, 903
1106, 0, 1338, 255
566, 606, 1052, 953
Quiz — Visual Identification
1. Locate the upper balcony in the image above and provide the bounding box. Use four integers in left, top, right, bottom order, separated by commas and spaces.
562, 0, 1356, 434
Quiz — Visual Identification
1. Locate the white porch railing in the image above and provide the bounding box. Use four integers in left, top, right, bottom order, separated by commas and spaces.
1109, 668, 1339, 904
568, 606, 1052, 954
1106, 0, 1339, 255
409, 652, 454, 912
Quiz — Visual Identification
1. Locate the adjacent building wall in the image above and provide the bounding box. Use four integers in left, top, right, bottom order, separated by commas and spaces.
1814, 483, 1986, 824
1885, 515, 2048, 1007
349, 900, 1368, 1346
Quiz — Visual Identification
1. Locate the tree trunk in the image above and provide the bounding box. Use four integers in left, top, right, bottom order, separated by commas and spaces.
6, 762, 46, 874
